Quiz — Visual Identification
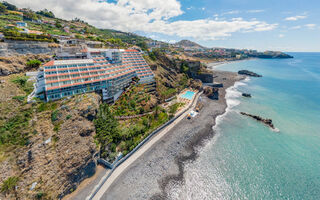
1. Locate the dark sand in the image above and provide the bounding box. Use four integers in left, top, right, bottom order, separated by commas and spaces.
101, 71, 244, 200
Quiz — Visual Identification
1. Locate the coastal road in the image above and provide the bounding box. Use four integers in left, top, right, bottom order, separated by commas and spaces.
90, 92, 202, 200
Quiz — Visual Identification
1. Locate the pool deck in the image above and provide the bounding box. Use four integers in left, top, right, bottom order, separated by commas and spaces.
178, 88, 198, 103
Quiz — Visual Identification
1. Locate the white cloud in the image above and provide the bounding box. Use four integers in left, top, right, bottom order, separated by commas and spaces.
290, 25, 302, 29
222, 10, 240, 15
279, 34, 285, 38
8, 0, 278, 40
305, 24, 316, 29
285, 15, 307, 21
247, 10, 265, 13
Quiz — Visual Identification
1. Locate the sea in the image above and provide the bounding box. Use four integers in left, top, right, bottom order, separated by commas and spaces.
167, 53, 320, 200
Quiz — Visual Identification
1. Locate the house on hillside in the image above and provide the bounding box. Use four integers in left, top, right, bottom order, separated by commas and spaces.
28, 30, 44, 35
86, 41, 104, 48
64, 26, 70, 33
18, 28, 29, 34
16, 21, 28, 28
5, 24, 16, 29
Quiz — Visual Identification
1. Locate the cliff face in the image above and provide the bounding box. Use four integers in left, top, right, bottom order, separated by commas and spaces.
0, 41, 59, 57
0, 54, 51, 76
0, 74, 99, 199
145, 52, 191, 101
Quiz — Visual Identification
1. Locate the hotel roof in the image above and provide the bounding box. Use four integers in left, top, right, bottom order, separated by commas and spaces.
87, 48, 125, 52
43, 59, 94, 66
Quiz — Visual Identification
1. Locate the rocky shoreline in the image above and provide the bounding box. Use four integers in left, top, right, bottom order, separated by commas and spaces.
100, 71, 244, 199
240, 112, 276, 130
238, 70, 262, 77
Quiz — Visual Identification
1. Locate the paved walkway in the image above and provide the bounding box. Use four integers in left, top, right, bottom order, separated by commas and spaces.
89, 92, 202, 200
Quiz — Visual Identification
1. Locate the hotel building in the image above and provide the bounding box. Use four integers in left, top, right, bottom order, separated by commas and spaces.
35, 48, 154, 102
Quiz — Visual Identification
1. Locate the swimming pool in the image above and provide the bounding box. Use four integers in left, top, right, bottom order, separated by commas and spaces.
181, 91, 195, 100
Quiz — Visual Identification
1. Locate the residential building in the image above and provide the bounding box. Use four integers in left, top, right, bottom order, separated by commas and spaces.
35, 48, 154, 102
16, 21, 28, 27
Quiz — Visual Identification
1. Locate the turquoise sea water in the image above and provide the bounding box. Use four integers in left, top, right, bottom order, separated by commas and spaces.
168, 53, 320, 199
181, 91, 196, 100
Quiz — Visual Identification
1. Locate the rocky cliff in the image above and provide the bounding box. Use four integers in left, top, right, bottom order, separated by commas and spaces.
0, 54, 51, 76
0, 74, 100, 199
0, 41, 60, 57
145, 51, 192, 101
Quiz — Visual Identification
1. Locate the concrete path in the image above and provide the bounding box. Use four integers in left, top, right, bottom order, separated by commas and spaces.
90, 92, 202, 200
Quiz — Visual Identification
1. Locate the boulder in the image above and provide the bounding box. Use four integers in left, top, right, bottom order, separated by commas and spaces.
238, 70, 262, 77
242, 93, 252, 98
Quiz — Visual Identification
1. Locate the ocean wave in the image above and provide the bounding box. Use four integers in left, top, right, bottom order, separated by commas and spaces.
243, 76, 251, 82
167, 79, 251, 200
213, 78, 251, 132
271, 127, 280, 133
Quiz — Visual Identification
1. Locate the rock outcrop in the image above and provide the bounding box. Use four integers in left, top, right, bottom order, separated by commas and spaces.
238, 70, 262, 77
257, 51, 293, 59
203, 86, 219, 100
0, 79, 100, 200
0, 41, 59, 56
240, 112, 275, 130
242, 93, 252, 98
0, 54, 51, 76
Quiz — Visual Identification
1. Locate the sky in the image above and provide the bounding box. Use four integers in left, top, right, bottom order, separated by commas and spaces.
8, 0, 320, 52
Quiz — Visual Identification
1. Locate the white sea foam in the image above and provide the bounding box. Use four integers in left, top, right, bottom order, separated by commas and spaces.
272, 127, 280, 133
167, 79, 251, 200
210, 78, 249, 134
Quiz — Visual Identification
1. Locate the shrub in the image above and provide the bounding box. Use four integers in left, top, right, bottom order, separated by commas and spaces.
0, 3, 6, 14
148, 51, 156, 61
11, 75, 33, 95
12, 95, 26, 102
51, 110, 59, 122
0, 176, 19, 197
94, 104, 120, 157
110, 143, 117, 152
26, 59, 41, 69
0, 108, 32, 146
52, 135, 59, 143
35, 191, 45, 199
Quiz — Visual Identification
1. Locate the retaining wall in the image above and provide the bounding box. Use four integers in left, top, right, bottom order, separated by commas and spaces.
88, 91, 202, 200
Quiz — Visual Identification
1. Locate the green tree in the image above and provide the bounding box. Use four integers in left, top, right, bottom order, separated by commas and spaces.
136, 41, 148, 51
148, 51, 156, 61
36, 9, 55, 18
0, 3, 6, 14
55, 20, 62, 28
26, 59, 42, 69
23, 10, 38, 21
180, 62, 189, 74
1, 176, 19, 198
94, 104, 119, 152
154, 105, 160, 119
2, 1, 17, 11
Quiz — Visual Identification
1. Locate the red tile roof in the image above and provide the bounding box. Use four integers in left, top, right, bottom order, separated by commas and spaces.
43, 60, 54, 67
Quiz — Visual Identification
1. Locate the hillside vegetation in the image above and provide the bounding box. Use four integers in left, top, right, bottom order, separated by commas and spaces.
0, 2, 205, 199
0, 1, 149, 48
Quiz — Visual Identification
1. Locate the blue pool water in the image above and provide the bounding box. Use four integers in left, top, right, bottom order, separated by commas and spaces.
181, 91, 195, 100
168, 53, 320, 199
